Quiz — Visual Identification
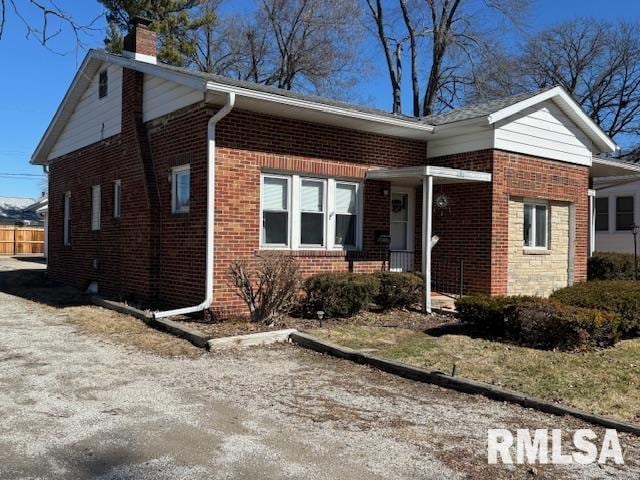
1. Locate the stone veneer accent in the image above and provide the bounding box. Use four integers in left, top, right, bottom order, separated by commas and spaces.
507, 197, 570, 296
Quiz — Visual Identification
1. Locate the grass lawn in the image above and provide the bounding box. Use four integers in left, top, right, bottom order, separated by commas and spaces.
312, 324, 640, 423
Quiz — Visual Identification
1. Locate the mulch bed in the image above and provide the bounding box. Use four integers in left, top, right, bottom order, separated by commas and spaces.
176, 308, 456, 339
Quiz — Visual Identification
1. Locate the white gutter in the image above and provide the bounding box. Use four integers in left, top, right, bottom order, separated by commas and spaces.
153, 92, 236, 319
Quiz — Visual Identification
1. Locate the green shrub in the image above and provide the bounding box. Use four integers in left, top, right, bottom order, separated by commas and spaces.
303, 272, 380, 318
551, 281, 640, 337
373, 272, 422, 310
455, 295, 539, 335
504, 300, 621, 351
588, 252, 637, 280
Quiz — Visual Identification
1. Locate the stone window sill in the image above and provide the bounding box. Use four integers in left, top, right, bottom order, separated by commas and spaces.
522, 247, 551, 255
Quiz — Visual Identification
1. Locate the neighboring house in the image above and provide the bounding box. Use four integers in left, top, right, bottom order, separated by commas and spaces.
31, 19, 637, 318
0, 196, 45, 226
593, 168, 640, 254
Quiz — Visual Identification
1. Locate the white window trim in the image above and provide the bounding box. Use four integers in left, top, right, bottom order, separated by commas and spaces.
91, 185, 101, 231
614, 193, 636, 233
260, 173, 291, 248
171, 164, 190, 214
113, 179, 121, 219
260, 173, 363, 251
523, 199, 549, 251
63, 191, 71, 246
297, 177, 327, 249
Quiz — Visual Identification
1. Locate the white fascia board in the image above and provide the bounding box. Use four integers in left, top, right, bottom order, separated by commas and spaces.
367, 165, 492, 183
487, 86, 618, 153
205, 81, 435, 134
428, 117, 489, 137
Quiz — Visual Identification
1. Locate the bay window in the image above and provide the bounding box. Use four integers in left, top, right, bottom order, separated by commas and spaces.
260, 173, 361, 250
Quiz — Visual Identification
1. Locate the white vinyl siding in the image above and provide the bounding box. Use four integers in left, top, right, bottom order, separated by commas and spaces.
48, 64, 122, 160
494, 100, 593, 166
427, 128, 494, 159
143, 75, 203, 122
113, 180, 122, 218
63, 192, 71, 246
260, 173, 362, 250
171, 165, 190, 214
91, 185, 101, 231
594, 180, 640, 253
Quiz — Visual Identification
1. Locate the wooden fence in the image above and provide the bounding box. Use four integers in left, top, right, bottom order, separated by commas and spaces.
0, 226, 45, 255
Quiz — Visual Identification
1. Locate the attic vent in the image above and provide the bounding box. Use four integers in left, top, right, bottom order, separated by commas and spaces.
99, 70, 108, 99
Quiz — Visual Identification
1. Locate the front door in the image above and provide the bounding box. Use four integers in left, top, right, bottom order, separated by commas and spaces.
389, 187, 415, 272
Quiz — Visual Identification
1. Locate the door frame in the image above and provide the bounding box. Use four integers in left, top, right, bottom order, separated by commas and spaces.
389, 186, 415, 252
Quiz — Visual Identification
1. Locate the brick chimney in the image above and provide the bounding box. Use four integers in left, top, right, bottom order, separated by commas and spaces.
123, 17, 157, 64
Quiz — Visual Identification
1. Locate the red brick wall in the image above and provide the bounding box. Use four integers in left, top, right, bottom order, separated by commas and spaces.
48, 69, 155, 304
427, 149, 589, 295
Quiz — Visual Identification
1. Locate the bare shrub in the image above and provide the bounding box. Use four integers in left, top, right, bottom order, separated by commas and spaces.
228, 254, 301, 323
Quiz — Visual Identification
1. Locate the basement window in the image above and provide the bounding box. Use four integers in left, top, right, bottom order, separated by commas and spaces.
99, 70, 108, 99
523, 201, 549, 249
172, 165, 190, 214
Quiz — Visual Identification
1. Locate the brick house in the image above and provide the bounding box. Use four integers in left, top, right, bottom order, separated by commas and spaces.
32, 21, 630, 319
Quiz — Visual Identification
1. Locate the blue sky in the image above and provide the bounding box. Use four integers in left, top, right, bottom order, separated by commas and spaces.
0, 0, 639, 198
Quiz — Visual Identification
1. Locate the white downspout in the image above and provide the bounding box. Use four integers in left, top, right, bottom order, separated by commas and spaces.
154, 92, 236, 319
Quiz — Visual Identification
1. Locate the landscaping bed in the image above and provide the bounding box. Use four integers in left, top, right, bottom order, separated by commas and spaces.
311, 324, 640, 423
176, 308, 453, 339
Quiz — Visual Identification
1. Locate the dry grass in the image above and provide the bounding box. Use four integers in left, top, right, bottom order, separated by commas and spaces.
312, 325, 640, 423
63, 306, 204, 358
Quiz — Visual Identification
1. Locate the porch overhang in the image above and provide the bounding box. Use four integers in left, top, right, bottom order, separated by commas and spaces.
367, 165, 491, 315
366, 165, 492, 185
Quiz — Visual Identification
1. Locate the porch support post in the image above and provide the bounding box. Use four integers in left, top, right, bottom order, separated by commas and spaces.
588, 189, 596, 257
422, 175, 433, 313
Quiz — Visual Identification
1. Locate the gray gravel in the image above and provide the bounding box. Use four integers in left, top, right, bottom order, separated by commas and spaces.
0, 259, 638, 479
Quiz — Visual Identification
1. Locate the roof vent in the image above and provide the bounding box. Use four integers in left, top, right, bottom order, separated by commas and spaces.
123, 16, 157, 64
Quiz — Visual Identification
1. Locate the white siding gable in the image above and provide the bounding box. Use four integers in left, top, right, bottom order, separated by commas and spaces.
143, 75, 202, 122
494, 100, 593, 166
48, 63, 122, 160
427, 127, 494, 159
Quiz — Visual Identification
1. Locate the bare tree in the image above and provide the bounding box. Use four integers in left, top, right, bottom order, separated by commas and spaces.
365, 0, 529, 116
471, 19, 640, 140
0, 0, 99, 51
187, 0, 365, 97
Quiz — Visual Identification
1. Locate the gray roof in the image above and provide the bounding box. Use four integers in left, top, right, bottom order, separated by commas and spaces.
0, 196, 43, 225
118, 53, 425, 125
423, 88, 553, 126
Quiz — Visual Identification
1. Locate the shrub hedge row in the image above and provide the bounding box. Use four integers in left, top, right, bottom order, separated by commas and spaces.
550, 280, 640, 338
455, 294, 623, 350
303, 271, 422, 318
588, 252, 637, 280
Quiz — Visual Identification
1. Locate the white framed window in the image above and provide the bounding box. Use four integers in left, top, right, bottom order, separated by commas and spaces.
172, 164, 190, 214
260, 173, 362, 250
99, 70, 108, 98
113, 180, 121, 218
300, 178, 326, 247
63, 191, 71, 246
334, 181, 359, 248
615, 195, 634, 231
91, 185, 101, 231
595, 197, 609, 232
523, 200, 549, 249
261, 175, 290, 247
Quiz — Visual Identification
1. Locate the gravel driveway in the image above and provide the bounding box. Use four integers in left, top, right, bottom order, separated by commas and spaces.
0, 259, 638, 479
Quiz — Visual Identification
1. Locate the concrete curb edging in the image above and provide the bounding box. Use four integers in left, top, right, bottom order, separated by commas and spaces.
289, 331, 640, 436
91, 297, 211, 349
207, 329, 297, 350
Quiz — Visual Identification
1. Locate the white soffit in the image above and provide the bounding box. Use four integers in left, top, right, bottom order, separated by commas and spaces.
367, 165, 492, 185
590, 157, 640, 178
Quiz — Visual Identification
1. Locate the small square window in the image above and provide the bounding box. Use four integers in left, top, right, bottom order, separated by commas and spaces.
99, 70, 108, 99
172, 165, 190, 214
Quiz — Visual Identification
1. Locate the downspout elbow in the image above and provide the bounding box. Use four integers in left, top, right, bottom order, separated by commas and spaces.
153, 92, 236, 320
